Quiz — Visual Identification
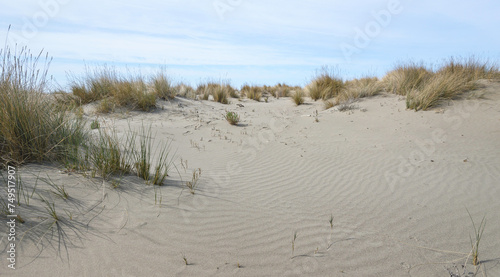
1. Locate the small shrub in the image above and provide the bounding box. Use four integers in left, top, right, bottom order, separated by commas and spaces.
224, 111, 240, 125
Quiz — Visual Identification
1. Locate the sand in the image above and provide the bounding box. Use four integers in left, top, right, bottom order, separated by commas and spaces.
2, 80, 500, 276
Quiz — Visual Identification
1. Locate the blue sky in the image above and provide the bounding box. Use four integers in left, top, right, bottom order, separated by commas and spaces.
1, 0, 499, 89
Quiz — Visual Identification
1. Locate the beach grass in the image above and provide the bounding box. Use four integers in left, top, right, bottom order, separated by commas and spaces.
196, 82, 233, 104
0, 42, 87, 168
398, 57, 499, 110
292, 90, 305, 105
241, 84, 262, 101
307, 67, 345, 101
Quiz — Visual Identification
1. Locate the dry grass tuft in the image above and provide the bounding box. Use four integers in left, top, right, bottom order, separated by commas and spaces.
402, 57, 499, 110
69, 67, 157, 112
175, 83, 196, 99
382, 62, 432, 96
292, 90, 305, 106
306, 68, 345, 101
343, 77, 383, 99
153, 72, 176, 100
196, 82, 232, 104
0, 41, 86, 167
240, 84, 262, 101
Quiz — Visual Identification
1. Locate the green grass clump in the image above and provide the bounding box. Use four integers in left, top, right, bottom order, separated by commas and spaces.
292, 90, 305, 105
307, 68, 345, 100
224, 111, 240, 125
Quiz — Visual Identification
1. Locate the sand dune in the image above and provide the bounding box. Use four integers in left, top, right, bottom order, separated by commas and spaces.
2, 81, 500, 276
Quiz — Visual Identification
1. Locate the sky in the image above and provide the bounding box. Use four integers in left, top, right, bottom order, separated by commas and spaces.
1, 0, 499, 90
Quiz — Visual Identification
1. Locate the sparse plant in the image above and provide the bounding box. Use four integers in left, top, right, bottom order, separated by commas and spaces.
323, 99, 338, 110
329, 214, 333, 229
185, 168, 202, 194
90, 119, 99, 129
292, 231, 297, 256
182, 253, 189, 265
466, 209, 486, 266
224, 111, 240, 125
40, 174, 69, 199
337, 98, 358, 112
39, 195, 59, 222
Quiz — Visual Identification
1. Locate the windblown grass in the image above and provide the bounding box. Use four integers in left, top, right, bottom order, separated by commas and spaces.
382, 62, 431, 96
342, 77, 383, 99
69, 67, 157, 112
403, 57, 499, 110
268, 83, 300, 98
466, 209, 486, 266
175, 83, 196, 99
240, 84, 262, 101
0, 39, 87, 167
292, 90, 305, 105
196, 82, 232, 104
153, 72, 176, 100
306, 68, 345, 100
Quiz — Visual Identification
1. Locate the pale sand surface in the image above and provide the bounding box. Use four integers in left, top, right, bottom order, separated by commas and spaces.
2, 80, 500, 276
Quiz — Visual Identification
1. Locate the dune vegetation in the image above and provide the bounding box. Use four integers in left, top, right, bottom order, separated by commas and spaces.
1, 38, 499, 172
